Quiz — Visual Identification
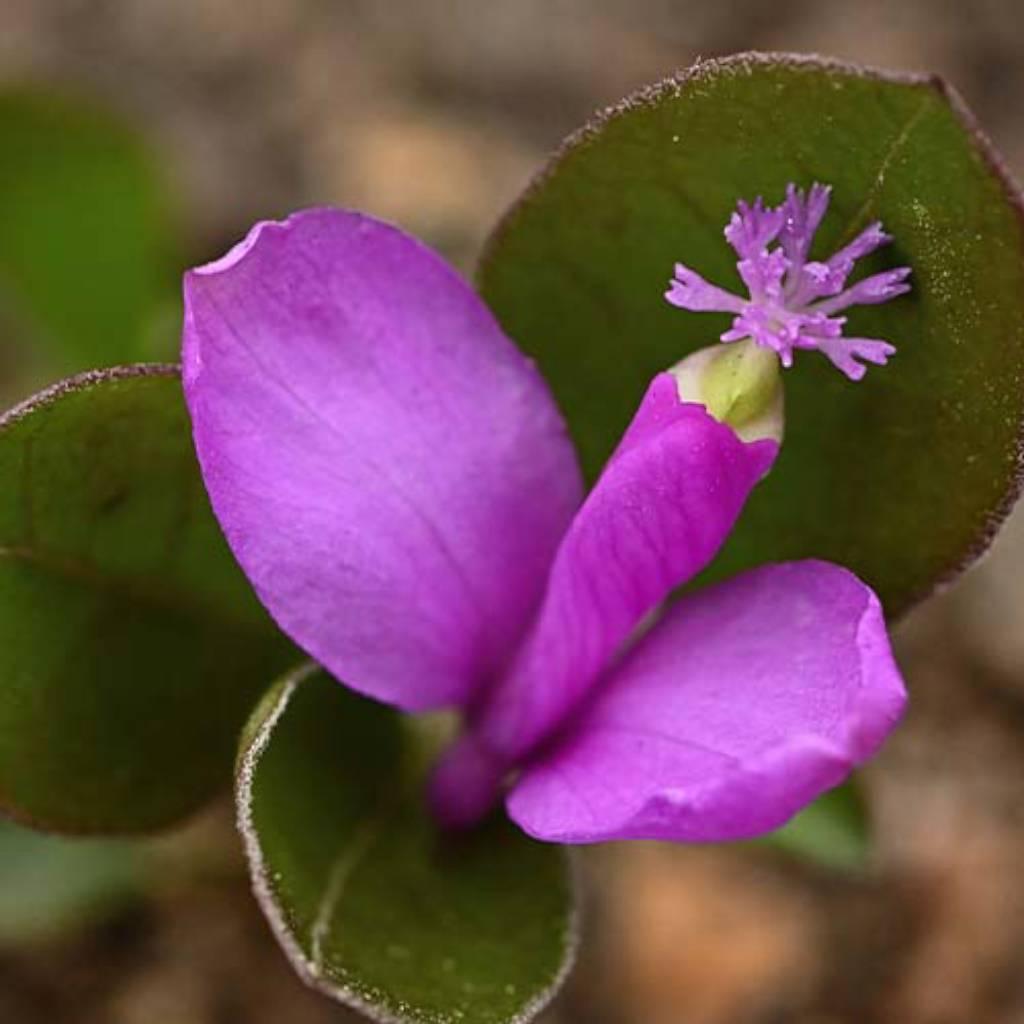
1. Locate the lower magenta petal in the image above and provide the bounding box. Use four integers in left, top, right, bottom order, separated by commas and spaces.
506, 560, 906, 843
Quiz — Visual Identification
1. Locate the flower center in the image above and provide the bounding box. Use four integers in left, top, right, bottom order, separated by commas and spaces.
665, 182, 911, 380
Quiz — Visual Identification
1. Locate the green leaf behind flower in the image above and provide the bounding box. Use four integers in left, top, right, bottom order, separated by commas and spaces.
759, 780, 870, 872
479, 52, 1024, 617
0, 366, 294, 833
237, 665, 577, 1024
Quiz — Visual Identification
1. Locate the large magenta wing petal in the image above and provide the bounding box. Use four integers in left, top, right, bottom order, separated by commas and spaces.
507, 561, 906, 843
183, 209, 582, 711
475, 372, 778, 761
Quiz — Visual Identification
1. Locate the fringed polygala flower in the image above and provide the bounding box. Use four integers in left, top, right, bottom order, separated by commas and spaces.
667, 183, 911, 380
183, 199, 907, 845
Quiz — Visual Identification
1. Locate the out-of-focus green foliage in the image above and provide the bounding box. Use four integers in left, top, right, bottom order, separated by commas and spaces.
760, 781, 870, 871
0, 89, 181, 394
0, 819, 144, 944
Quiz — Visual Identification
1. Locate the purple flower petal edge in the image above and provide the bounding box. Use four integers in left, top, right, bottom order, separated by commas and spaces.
183, 208, 583, 712
506, 560, 906, 843
430, 373, 777, 826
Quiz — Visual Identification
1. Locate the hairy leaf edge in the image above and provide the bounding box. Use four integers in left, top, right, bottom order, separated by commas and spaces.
235, 663, 582, 1024
0, 365, 178, 835
476, 50, 1024, 618
0, 363, 180, 427
0, 362, 281, 837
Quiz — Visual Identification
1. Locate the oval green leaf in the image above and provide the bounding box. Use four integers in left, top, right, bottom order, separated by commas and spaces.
237, 665, 578, 1024
0, 366, 294, 833
479, 53, 1024, 616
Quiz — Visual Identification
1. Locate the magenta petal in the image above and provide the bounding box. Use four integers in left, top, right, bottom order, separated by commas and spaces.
183, 209, 582, 711
507, 561, 906, 843
724, 198, 784, 258
472, 373, 778, 763
779, 183, 831, 268
812, 267, 913, 317
665, 263, 745, 314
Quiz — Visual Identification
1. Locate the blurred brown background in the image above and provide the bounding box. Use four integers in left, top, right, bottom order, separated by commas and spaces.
2, 2, 1024, 1022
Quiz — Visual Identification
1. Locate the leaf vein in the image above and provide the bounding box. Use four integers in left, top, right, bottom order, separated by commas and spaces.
839, 93, 932, 243
309, 795, 397, 976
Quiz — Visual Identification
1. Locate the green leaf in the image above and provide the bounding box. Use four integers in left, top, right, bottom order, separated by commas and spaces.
238, 665, 578, 1024
0, 818, 144, 943
0, 366, 294, 834
479, 53, 1024, 617
0, 89, 180, 381
759, 781, 869, 872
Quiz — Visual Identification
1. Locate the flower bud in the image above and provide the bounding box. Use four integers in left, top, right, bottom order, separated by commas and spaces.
670, 339, 784, 443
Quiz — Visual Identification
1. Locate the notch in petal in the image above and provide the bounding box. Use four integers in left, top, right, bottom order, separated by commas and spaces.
815, 337, 897, 381
828, 221, 893, 268
724, 198, 784, 258
183, 209, 583, 712
779, 183, 831, 269
812, 267, 913, 317
665, 264, 745, 314
507, 561, 906, 843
